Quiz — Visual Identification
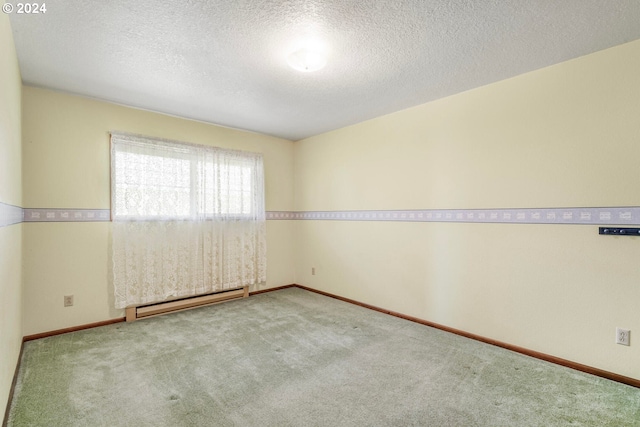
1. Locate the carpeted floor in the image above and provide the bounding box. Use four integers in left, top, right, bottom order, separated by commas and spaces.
7, 288, 640, 426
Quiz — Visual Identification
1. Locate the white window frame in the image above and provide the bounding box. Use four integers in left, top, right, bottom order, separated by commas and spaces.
110, 132, 265, 221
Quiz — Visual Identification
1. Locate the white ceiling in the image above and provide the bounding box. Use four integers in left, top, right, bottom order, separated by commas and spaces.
9, 1, 640, 141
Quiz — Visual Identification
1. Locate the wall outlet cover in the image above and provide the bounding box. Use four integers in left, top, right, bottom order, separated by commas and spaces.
64, 295, 74, 307
616, 328, 630, 346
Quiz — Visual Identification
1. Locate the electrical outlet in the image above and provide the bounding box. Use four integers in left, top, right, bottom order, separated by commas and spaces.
64, 295, 74, 307
616, 328, 630, 346
311, 267, 316, 275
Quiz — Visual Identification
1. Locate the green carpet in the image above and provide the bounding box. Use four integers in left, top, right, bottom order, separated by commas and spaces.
7, 288, 640, 426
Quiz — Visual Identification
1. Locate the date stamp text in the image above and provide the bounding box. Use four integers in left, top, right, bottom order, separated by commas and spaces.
3, 3, 47, 14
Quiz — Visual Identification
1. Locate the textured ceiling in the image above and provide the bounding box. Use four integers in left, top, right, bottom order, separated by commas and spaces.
9, 1, 640, 141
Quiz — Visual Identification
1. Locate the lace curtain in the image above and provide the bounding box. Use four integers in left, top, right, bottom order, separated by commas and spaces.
110, 132, 266, 309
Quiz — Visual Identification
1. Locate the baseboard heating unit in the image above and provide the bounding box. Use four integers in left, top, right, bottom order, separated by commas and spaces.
125, 286, 249, 322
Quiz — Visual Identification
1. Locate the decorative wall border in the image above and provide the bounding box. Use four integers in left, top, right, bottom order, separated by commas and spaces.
0, 202, 24, 228
4, 207, 640, 226
267, 207, 640, 225
23, 208, 110, 222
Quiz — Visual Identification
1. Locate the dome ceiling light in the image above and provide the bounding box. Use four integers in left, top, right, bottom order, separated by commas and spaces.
287, 48, 326, 72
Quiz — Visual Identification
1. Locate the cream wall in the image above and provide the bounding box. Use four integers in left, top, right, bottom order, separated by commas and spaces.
0, 13, 23, 421
294, 40, 640, 379
22, 87, 295, 335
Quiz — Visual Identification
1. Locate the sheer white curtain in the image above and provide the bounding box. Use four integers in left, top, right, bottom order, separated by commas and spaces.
110, 132, 266, 309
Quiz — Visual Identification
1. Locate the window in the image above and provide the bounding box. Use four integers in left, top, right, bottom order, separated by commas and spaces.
110, 132, 267, 309
111, 132, 264, 220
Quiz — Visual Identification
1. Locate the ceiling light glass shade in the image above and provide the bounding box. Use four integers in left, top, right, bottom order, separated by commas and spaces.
287, 48, 326, 72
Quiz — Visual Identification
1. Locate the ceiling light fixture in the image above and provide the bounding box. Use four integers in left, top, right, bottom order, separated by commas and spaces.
287, 48, 327, 72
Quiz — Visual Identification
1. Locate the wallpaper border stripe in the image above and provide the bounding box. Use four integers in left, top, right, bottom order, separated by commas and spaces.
23, 208, 110, 223
267, 207, 640, 225
2, 206, 639, 226
0, 202, 24, 228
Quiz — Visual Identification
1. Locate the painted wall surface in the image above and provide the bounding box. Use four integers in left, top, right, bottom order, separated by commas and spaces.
22, 86, 295, 335
0, 14, 23, 421
294, 40, 640, 379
